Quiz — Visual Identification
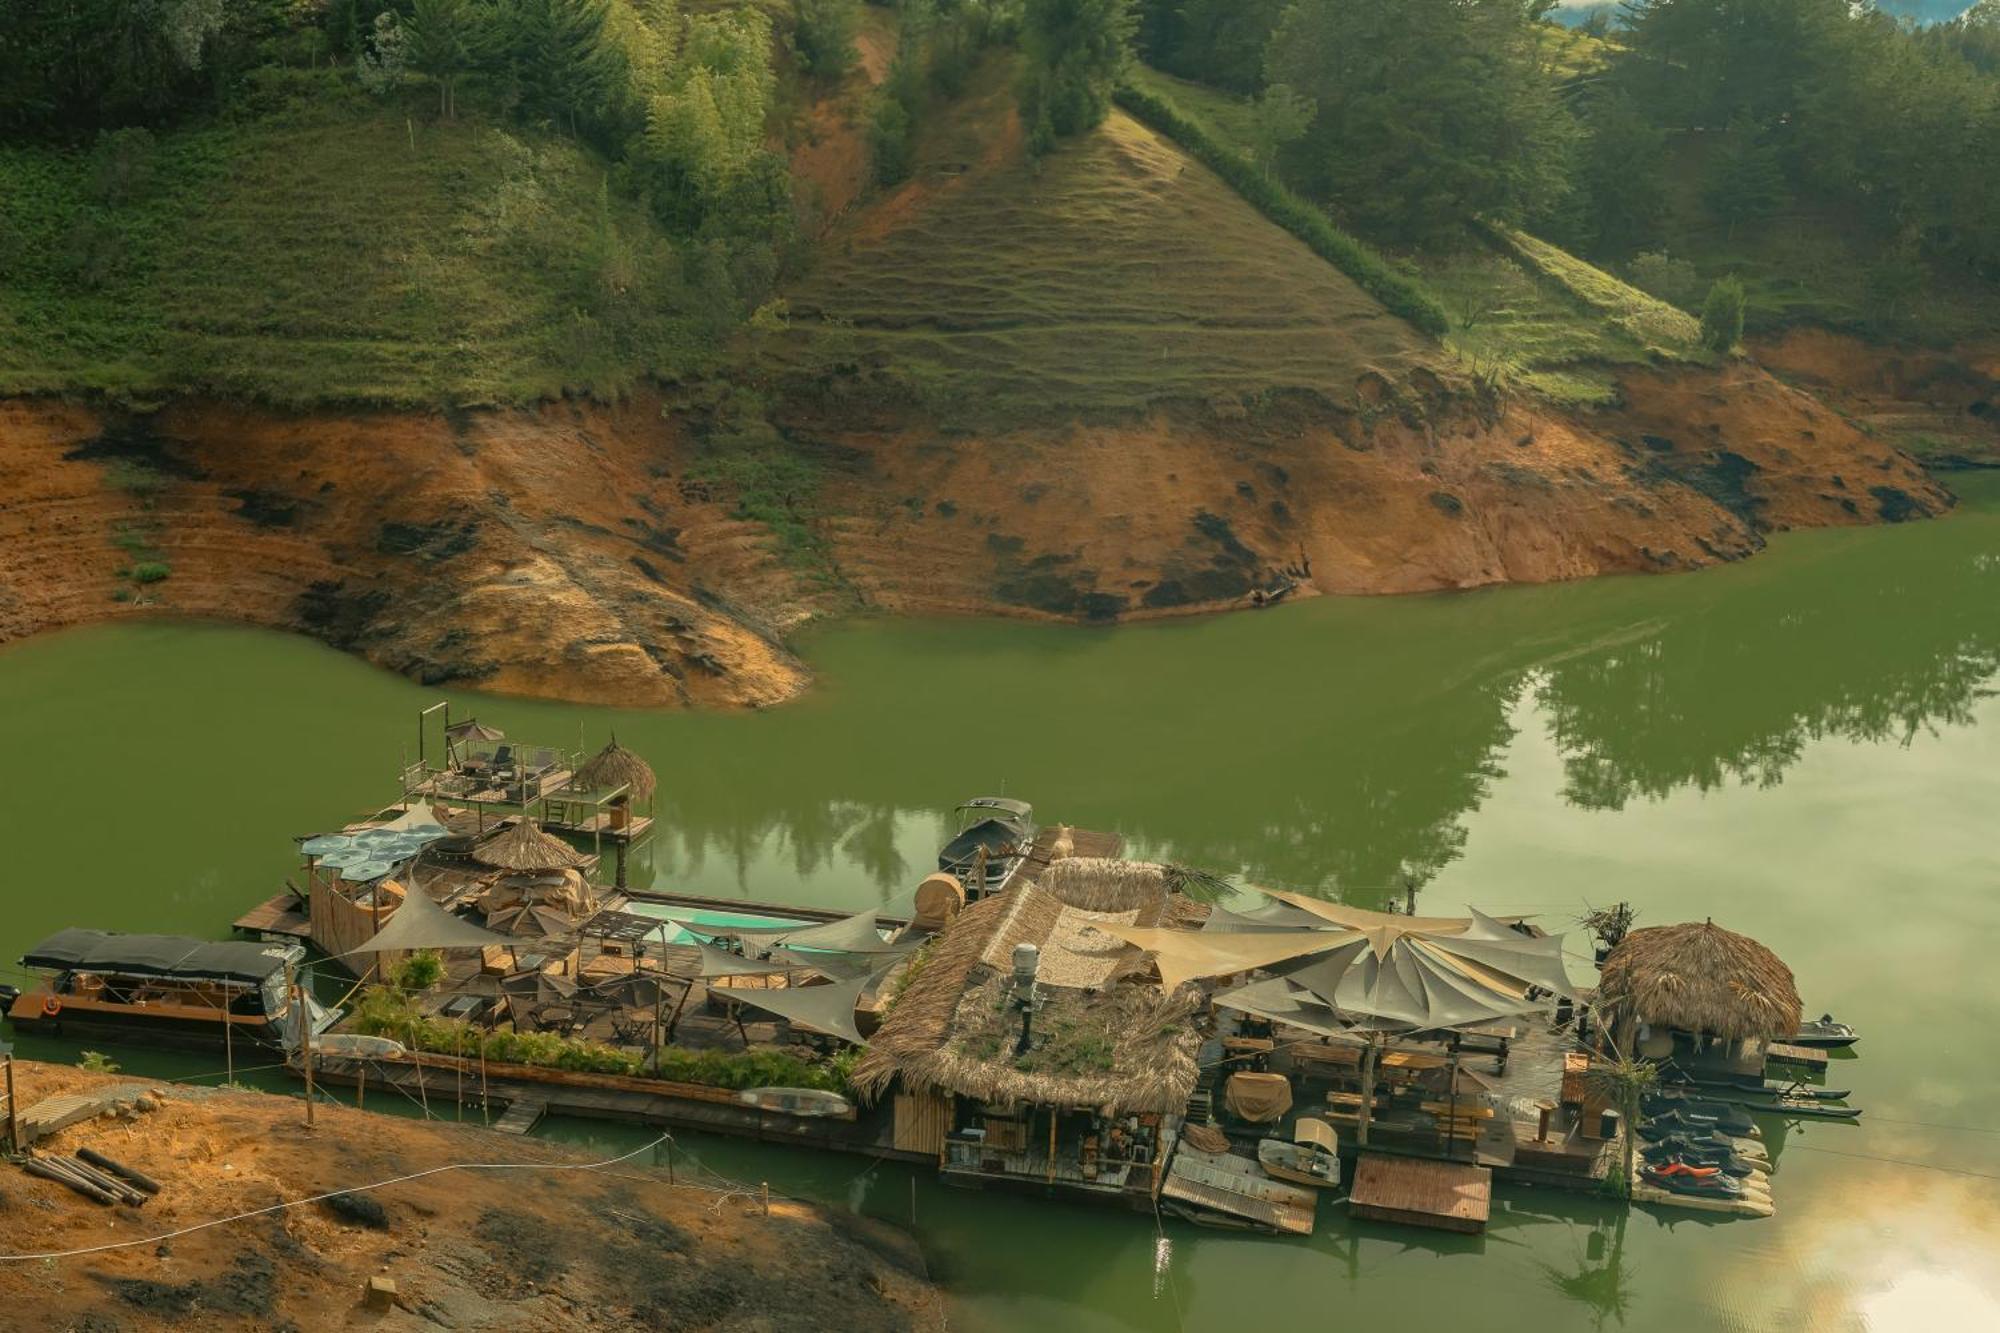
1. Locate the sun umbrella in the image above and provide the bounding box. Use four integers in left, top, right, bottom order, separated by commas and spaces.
301, 834, 357, 857
446, 718, 506, 742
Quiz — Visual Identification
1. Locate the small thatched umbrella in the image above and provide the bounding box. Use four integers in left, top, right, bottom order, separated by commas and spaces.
473, 819, 588, 873
575, 735, 657, 806
1596, 920, 1802, 1049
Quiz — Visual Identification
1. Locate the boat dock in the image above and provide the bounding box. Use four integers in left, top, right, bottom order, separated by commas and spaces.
1348, 1153, 1491, 1234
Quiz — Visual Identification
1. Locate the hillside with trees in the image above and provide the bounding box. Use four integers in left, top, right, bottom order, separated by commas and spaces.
0, 2, 1985, 704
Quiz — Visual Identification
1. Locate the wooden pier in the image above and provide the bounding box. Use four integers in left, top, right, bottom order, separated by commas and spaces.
1349, 1153, 1491, 1234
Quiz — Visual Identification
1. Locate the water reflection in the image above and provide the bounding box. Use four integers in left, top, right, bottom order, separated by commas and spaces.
628, 485, 2000, 910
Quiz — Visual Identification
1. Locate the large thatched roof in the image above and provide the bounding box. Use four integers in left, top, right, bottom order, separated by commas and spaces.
1597, 920, 1801, 1043
472, 819, 588, 872
574, 736, 656, 804
852, 860, 1201, 1116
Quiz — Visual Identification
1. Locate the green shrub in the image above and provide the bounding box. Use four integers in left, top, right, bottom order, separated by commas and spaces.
1112, 84, 1451, 337
131, 561, 171, 584
343, 985, 853, 1089
1626, 251, 1704, 313
792, 0, 861, 81
1700, 277, 1746, 353
394, 950, 444, 992
79, 1050, 120, 1074
868, 94, 914, 188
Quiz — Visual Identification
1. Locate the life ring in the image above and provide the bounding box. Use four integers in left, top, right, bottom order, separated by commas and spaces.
41, 995, 61, 1018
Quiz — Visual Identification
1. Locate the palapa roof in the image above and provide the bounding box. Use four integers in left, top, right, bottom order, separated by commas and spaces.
851, 859, 1202, 1116
472, 819, 588, 872
574, 735, 656, 804
1596, 920, 1802, 1043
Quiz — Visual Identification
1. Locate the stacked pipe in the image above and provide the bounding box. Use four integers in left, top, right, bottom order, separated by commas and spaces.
20, 1149, 160, 1207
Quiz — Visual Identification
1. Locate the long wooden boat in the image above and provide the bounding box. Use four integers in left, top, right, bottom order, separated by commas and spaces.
6, 928, 338, 1054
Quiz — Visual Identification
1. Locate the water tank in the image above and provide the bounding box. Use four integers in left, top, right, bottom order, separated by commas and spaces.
1012, 943, 1041, 986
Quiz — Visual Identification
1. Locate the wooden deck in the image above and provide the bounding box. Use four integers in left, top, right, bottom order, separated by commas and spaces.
233, 893, 312, 942
1013, 826, 1124, 886
1765, 1043, 1830, 1072
1349, 1153, 1491, 1234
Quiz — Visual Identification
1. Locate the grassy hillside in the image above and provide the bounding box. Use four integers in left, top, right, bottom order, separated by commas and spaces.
781, 57, 1439, 423
0, 74, 706, 407
1123, 63, 1702, 406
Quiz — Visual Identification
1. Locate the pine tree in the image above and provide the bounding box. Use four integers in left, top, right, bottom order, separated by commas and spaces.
498, 0, 619, 137
1702, 114, 1787, 235
404, 0, 486, 121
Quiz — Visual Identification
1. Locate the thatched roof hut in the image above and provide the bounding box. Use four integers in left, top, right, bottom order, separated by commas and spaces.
1596, 920, 1801, 1043
472, 819, 588, 873
574, 736, 656, 805
851, 860, 1201, 1117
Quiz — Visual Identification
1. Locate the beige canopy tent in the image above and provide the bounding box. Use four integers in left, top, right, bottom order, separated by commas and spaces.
1092, 922, 1348, 992
671, 909, 916, 957
716, 963, 896, 1046
339, 875, 512, 956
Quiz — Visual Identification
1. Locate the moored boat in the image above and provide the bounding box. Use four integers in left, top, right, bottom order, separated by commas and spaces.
6, 928, 338, 1054
1787, 1014, 1860, 1049
1256, 1117, 1342, 1189
936, 798, 1036, 898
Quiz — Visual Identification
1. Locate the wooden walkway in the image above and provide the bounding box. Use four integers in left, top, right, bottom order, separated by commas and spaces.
491, 1097, 547, 1135
1349, 1153, 1491, 1234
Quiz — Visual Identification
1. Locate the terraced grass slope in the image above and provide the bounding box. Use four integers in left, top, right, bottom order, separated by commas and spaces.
783, 60, 1440, 422
1123, 63, 1703, 406
0, 81, 699, 407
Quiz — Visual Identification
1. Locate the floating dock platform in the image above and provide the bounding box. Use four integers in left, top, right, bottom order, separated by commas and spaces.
1349, 1153, 1491, 1234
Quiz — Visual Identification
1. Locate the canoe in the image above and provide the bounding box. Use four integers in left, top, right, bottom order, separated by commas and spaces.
1256, 1138, 1341, 1189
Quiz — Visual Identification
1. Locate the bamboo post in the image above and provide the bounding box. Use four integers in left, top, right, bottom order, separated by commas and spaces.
224, 992, 235, 1085
299, 977, 315, 1128
1446, 1050, 1460, 1161
409, 1020, 430, 1120
479, 1041, 490, 1126
4, 1049, 17, 1156
1047, 1108, 1058, 1184
356, 1064, 366, 1111
1357, 1036, 1378, 1148
455, 1029, 464, 1121
761, 1181, 769, 1216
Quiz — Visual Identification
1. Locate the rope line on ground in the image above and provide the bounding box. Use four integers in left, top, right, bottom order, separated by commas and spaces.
0, 1136, 667, 1263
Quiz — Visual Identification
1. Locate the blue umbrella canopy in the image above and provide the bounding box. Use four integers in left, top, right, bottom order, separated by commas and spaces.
302, 835, 357, 857
339, 859, 395, 883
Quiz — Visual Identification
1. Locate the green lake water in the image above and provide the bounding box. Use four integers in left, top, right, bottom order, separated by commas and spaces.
3, 477, 1999, 1331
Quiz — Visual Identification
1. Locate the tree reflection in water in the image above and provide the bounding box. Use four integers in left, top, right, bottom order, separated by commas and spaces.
634, 487, 2000, 910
